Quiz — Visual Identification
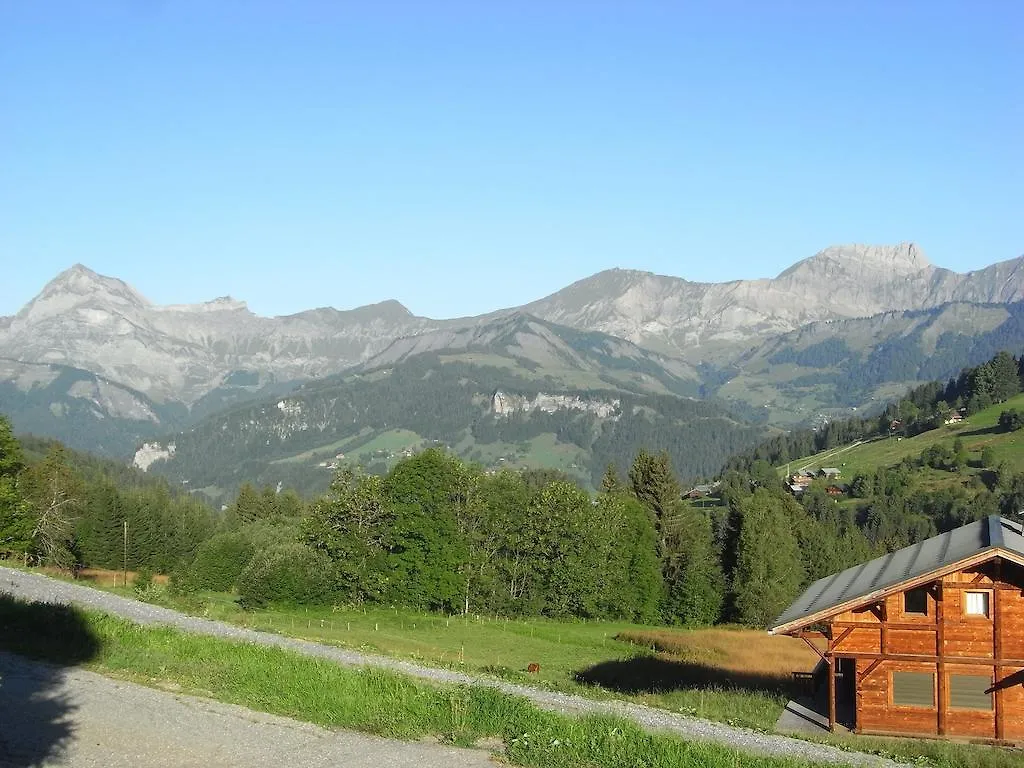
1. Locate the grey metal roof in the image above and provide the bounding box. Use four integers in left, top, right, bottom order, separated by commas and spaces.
771, 515, 1024, 632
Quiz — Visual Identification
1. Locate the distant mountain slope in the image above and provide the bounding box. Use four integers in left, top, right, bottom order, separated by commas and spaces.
4, 243, 1024, 456
140, 317, 763, 502
0, 264, 444, 405
361, 313, 700, 396
714, 301, 1024, 425
523, 244, 1024, 360
0, 358, 178, 456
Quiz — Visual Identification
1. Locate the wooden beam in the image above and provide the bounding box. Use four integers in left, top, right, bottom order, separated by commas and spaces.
941, 582, 1020, 591
799, 633, 827, 662
857, 658, 883, 683
936, 581, 946, 737
831, 621, 936, 631
828, 653, 836, 733
829, 651, 1024, 665
831, 625, 855, 650
994, 561, 1004, 742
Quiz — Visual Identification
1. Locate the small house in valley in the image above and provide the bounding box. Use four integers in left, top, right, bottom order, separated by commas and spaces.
771, 516, 1024, 743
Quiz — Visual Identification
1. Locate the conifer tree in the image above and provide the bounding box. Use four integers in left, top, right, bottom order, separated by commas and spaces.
22, 446, 81, 571
662, 509, 724, 625
0, 415, 32, 556
731, 489, 805, 627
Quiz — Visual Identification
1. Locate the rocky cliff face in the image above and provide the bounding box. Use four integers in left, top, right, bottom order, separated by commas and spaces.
491, 390, 620, 418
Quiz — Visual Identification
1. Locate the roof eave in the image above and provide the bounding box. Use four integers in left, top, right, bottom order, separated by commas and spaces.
769, 546, 1024, 636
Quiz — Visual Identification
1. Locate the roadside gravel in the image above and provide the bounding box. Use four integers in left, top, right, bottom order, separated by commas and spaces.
0, 566, 911, 767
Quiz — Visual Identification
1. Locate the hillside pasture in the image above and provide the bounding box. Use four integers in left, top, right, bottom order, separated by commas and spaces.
117, 588, 805, 730
780, 392, 1024, 480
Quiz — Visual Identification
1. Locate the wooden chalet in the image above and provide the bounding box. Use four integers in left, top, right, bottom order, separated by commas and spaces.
771, 515, 1024, 743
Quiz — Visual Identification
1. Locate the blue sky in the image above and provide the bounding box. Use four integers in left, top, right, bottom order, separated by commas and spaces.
1, 2, 1021, 319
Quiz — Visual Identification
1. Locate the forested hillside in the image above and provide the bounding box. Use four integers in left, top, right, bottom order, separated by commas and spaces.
0, 421, 217, 574
145, 351, 765, 502
712, 300, 1024, 425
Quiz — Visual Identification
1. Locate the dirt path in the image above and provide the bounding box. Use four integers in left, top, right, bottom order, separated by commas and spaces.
0, 567, 911, 767
0, 652, 494, 768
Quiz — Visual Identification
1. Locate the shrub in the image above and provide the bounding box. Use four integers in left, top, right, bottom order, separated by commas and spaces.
237, 542, 336, 608
998, 409, 1024, 432
185, 531, 257, 592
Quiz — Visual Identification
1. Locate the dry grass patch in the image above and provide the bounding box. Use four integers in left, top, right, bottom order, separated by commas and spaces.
616, 626, 820, 681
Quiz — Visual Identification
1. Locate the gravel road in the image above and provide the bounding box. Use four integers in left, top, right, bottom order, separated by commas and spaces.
0, 652, 494, 768
0, 567, 912, 767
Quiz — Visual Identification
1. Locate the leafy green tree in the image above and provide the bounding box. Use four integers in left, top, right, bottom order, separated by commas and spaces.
600, 464, 622, 494
731, 489, 805, 627
237, 542, 336, 607
533, 481, 597, 618
599, 492, 662, 622
999, 409, 1024, 432
223, 483, 267, 529
185, 531, 258, 592
303, 468, 392, 603
382, 449, 467, 611
981, 446, 997, 467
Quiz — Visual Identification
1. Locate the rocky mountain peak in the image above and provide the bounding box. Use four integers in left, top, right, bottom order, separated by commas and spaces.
16, 263, 150, 322
777, 243, 931, 279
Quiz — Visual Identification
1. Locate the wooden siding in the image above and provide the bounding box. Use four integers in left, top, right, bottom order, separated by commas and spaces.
811, 557, 1024, 743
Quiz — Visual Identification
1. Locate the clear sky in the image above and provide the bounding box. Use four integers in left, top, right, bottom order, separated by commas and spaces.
1, 1, 1021, 320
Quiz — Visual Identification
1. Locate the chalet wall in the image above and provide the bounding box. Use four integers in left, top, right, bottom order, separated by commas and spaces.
822, 558, 1024, 742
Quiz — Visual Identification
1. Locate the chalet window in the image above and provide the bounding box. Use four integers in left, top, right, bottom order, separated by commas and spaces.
892, 671, 935, 708
949, 675, 993, 710
903, 587, 928, 615
964, 591, 990, 617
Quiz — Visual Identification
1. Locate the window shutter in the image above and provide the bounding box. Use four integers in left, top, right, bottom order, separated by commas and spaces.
949, 675, 992, 710
892, 672, 934, 707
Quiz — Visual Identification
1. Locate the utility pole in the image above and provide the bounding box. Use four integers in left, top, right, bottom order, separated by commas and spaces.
123, 520, 128, 588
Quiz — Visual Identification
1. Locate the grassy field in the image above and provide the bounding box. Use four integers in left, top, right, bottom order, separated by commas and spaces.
0, 595, 821, 768
270, 428, 374, 465
152, 590, 809, 731
16, 566, 1024, 767
781, 393, 1024, 480
6, 583, 1021, 768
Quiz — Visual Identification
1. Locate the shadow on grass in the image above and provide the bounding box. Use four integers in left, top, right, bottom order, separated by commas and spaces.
0, 595, 101, 767
574, 655, 800, 699
955, 425, 1001, 439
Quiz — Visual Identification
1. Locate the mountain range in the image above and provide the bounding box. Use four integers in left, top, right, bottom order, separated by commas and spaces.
3, 242, 1024, 495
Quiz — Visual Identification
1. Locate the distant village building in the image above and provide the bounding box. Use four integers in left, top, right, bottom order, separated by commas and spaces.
685, 482, 720, 499
820, 468, 841, 479
944, 411, 964, 425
